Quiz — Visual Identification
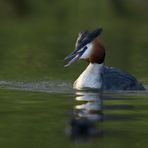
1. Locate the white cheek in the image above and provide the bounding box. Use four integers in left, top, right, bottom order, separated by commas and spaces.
80, 43, 93, 59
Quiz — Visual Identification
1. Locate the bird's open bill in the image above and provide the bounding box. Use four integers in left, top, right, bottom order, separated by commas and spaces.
64, 46, 87, 67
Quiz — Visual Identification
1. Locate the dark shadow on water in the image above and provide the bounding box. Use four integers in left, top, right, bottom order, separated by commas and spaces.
66, 90, 135, 141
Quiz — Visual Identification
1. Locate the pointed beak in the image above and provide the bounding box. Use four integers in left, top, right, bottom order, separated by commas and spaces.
64, 28, 103, 67
64, 46, 87, 67
64, 53, 80, 67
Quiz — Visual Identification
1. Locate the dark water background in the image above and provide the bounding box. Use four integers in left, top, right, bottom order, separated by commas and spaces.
0, 0, 148, 147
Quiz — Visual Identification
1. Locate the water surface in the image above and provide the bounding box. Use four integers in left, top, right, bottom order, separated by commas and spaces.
0, 82, 148, 148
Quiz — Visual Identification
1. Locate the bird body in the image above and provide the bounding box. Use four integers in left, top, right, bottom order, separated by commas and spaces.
102, 66, 144, 90
64, 28, 145, 91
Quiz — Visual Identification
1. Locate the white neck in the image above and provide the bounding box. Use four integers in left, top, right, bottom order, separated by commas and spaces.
73, 63, 104, 90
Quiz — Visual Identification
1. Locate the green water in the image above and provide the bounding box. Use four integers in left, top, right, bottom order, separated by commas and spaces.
0, 89, 148, 148
0, 0, 148, 147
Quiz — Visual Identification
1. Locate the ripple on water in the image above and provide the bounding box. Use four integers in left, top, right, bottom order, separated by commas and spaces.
0, 80, 73, 93
0, 80, 147, 94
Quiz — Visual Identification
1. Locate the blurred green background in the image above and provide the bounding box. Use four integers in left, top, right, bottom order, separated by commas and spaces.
0, 0, 147, 83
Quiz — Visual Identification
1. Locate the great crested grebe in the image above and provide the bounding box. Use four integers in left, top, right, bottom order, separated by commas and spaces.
64, 28, 145, 91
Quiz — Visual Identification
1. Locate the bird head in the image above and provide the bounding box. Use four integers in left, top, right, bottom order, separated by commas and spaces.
64, 28, 105, 67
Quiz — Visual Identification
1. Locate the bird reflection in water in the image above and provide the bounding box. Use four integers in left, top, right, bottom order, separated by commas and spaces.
67, 90, 104, 140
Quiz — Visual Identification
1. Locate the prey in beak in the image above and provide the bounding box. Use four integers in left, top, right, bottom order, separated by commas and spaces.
64, 28, 103, 67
